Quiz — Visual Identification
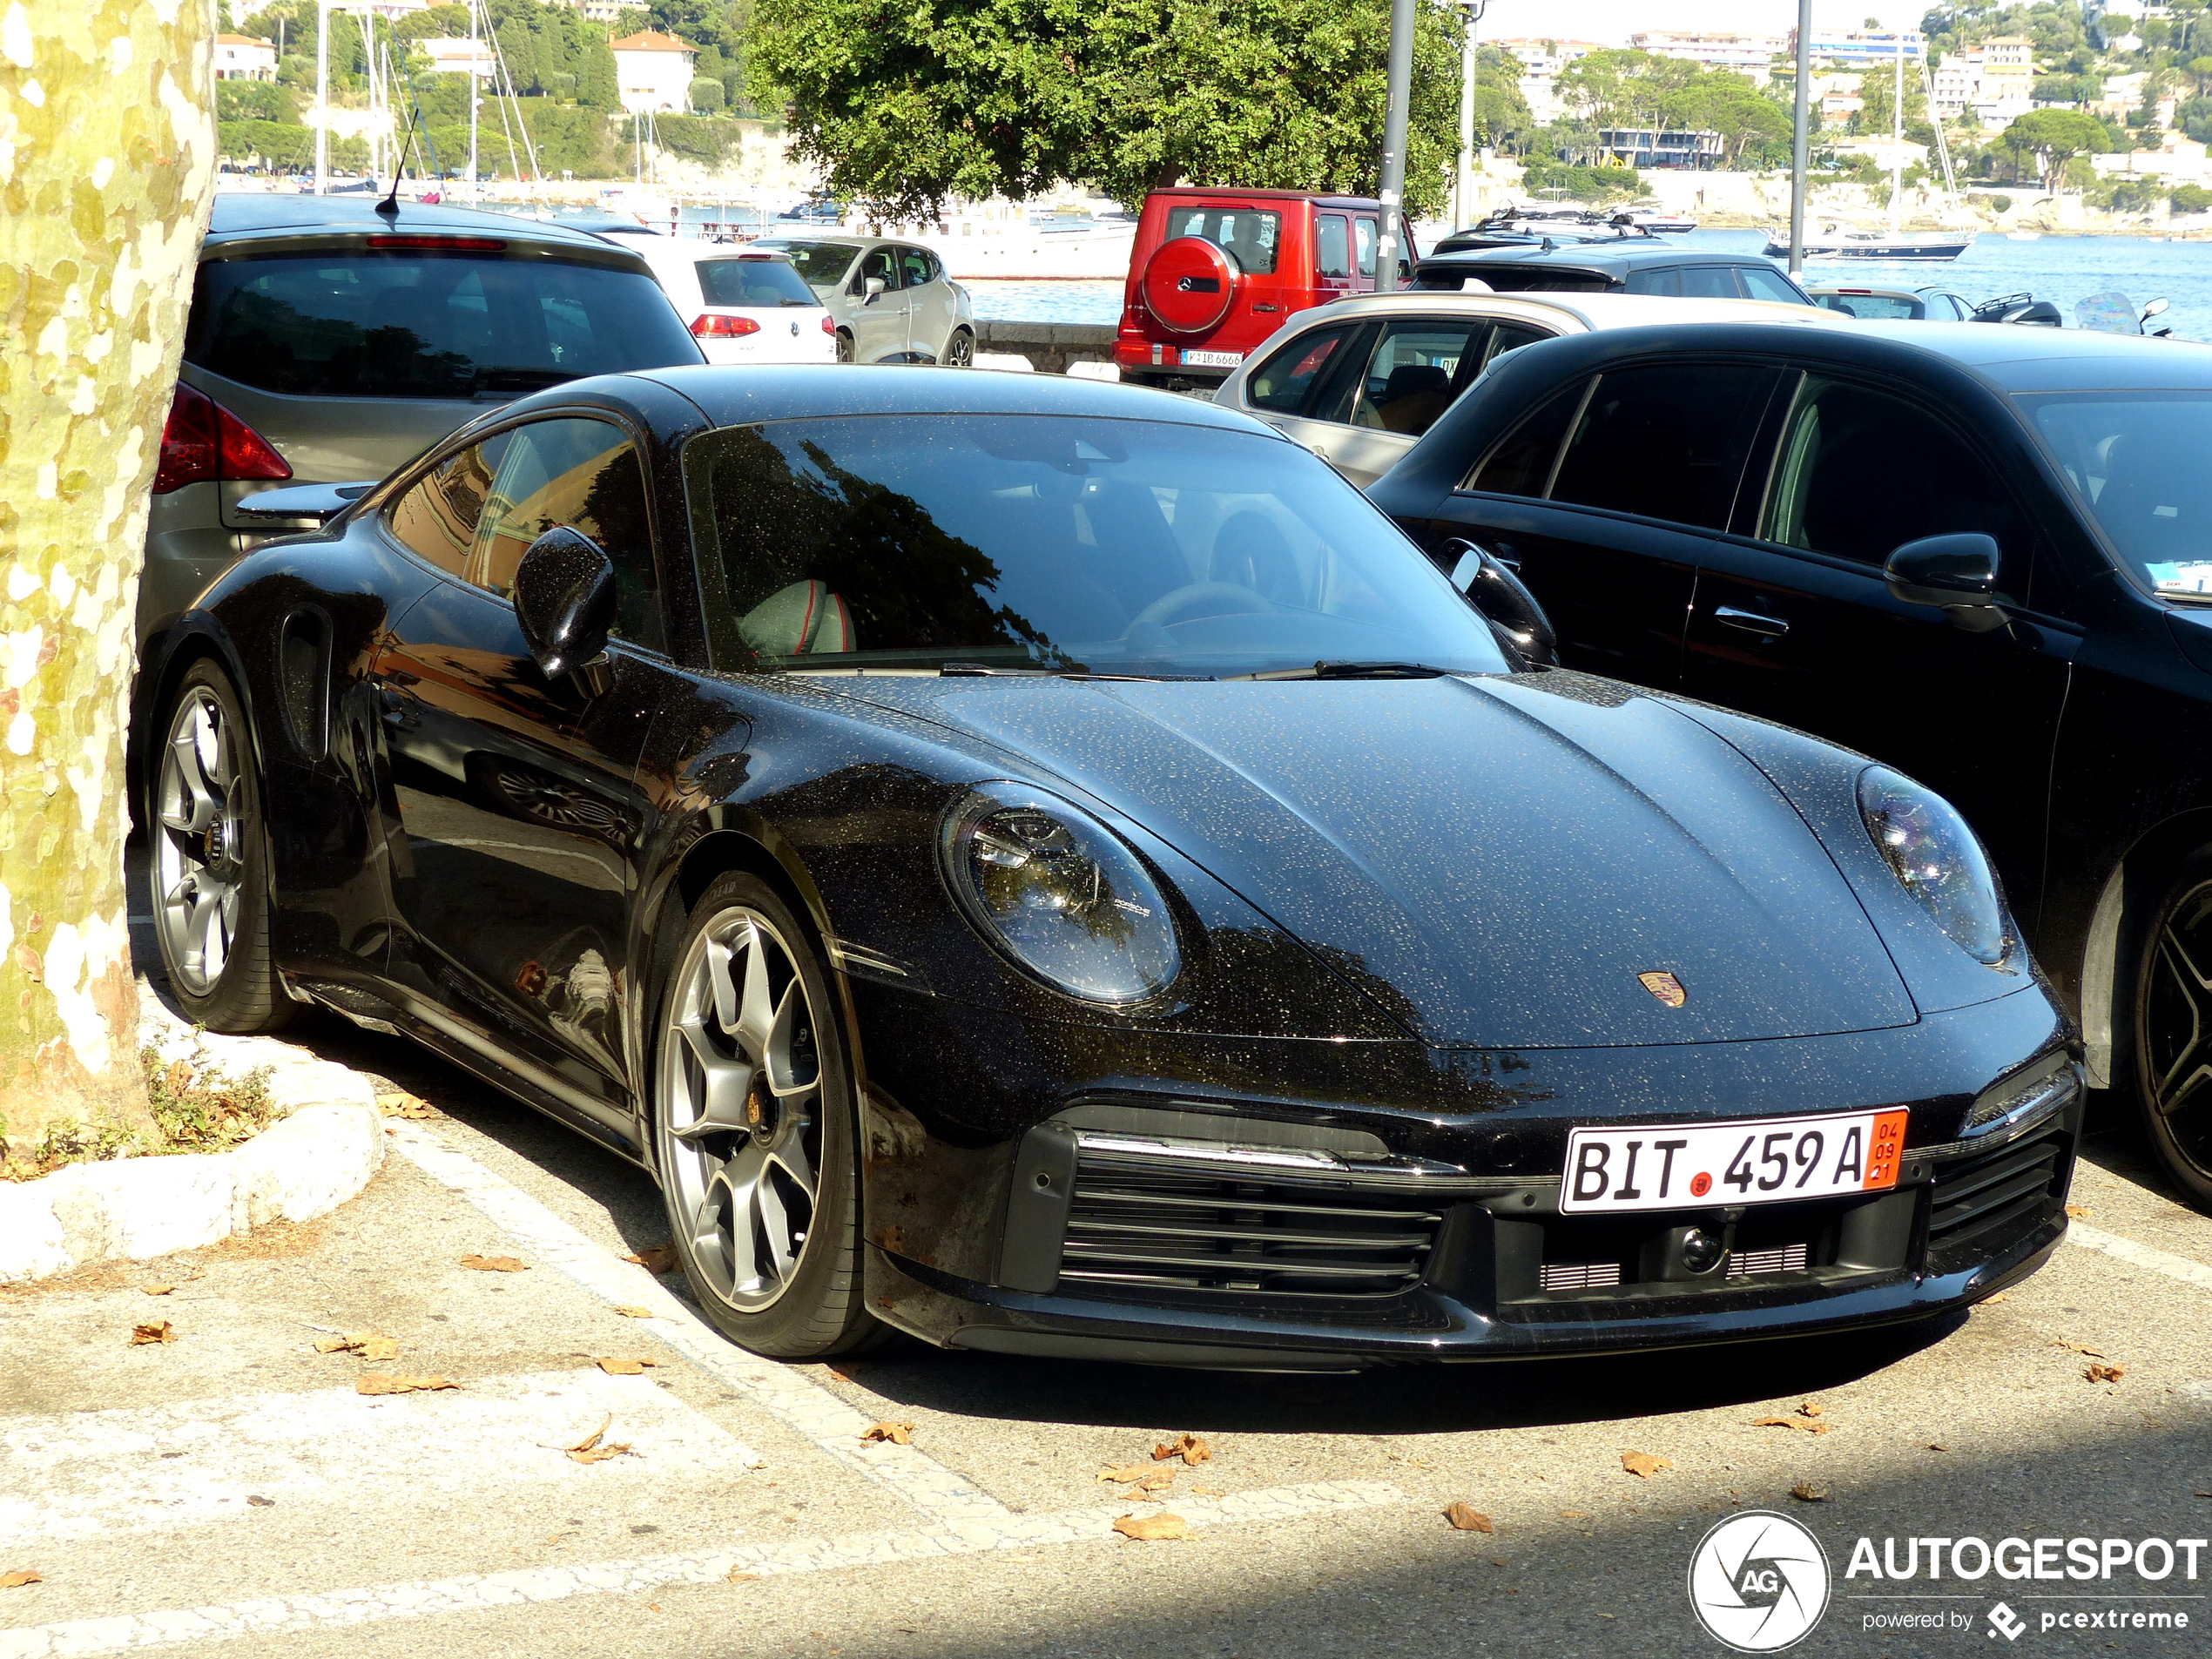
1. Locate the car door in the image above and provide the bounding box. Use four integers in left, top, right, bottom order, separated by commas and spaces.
1300, 317, 1506, 489
369, 415, 673, 1136
846, 246, 907, 362
1428, 358, 1785, 689
898, 245, 951, 359
1236, 320, 1372, 457
1316, 213, 1355, 301
1682, 372, 2074, 918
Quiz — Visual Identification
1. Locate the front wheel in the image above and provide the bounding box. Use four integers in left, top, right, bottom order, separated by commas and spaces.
652, 873, 878, 1356
2129, 849, 2212, 1204
943, 327, 974, 368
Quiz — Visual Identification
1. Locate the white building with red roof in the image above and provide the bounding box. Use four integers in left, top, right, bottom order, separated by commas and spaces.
610, 30, 698, 115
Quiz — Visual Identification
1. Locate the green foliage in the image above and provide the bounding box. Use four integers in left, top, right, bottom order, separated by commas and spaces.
690, 76, 725, 111
1919, 0, 2094, 63
430, 97, 617, 177
2, 1044, 278, 1181
620, 110, 741, 164
2004, 105, 2117, 189
216, 79, 297, 124
2032, 71, 2101, 103
218, 118, 367, 171
1554, 48, 1791, 167
2097, 173, 2166, 211
751, 0, 1467, 216
1990, 192, 2013, 209
1520, 157, 1643, 202
2173, 181, 2212, 210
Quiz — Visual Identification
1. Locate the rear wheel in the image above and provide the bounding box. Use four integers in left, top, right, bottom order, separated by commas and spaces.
944, 327, 974, 368
833, 328, 855, 364
148, 660, 294, 1033
2129, 848, 2212, 1204
652, 873, 878, 1357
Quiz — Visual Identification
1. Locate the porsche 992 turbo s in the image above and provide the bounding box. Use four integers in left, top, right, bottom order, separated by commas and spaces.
143, 366, 2080, 1368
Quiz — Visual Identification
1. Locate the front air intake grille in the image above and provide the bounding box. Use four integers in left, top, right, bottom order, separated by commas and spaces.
1928, 1126, 2067, 1250
1059, 1153, 1442, 1298
1538, 1261, 1622, 1291
1726, 1243, 1809, 1279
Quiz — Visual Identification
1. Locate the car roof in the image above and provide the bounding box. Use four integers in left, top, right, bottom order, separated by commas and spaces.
205, 193, 630, 255
1283, 289, 1844, 333
617, 363, 1276, 431
1146, 186, 1385, 209
1419, 243, 1775, 276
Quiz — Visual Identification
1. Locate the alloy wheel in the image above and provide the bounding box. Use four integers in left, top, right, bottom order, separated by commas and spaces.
946, 328, 974, 368
2141, 877, 2212, 1179
833, 330, 854, 364
658, 907, 825, 1312
153, 685, 246, 997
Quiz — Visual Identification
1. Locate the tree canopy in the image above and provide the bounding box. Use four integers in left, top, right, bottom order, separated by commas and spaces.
1551, 49, 1790, 167
749, 0, 1467, 216
2002, 105, 2116, 189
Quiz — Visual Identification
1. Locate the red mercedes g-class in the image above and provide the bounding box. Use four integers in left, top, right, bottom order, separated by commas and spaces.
1114, 187, 1421, 392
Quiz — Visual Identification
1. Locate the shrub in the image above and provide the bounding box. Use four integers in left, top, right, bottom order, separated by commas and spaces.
690, 76, 725, 112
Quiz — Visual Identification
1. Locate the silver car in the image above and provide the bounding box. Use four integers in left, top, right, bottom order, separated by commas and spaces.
141, 195, 702, 657
750, 235, 975, 367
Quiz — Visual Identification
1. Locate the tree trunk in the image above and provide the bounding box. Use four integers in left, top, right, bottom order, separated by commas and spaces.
0, 0, 218, 1153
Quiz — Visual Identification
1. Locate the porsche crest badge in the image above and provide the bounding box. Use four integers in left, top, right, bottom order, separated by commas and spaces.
1638, 970, 1688, 1008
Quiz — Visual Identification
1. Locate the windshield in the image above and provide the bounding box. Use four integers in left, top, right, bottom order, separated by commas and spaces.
682, 414, 1511, 678
185, 253, 700, 399
697, 257, 818, 308
2021, 393, 2212, 596
750, 240, 859, 291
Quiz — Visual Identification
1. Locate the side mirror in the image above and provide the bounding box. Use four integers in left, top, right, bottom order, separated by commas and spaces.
862, 276, 886, 304
513, 527, 617, 682
2144, 297, 2171, 320
1445, 537, 1558, 666
1885, 533, 2007, 632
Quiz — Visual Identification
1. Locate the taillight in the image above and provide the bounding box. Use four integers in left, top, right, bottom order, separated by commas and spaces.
821, 315, 836, 334
152, 381, 292, 494
691, 314, 761, 338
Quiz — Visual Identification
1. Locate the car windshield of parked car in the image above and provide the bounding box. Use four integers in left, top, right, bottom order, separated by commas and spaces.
1816, 293, 1919, 320
751, 240, 858, 293
2024, 393, 2212, 596
684, 415, 1511, 678
184, 253, 700, 399
696, 257, 819, 308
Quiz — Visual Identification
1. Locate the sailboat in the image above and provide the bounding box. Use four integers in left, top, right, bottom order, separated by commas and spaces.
1764, 33, 1976, 261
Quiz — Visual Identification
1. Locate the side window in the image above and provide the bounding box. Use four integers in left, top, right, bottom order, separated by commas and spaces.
1761, 377, 2031, 585
898, 246, 934, 289
1345, 320, 1487, 436
1244, 324, 1359, 415
1548, 363, 1780, 529
853, 247, 899, 293
1354, 218, 1378, 283
1483, 323, 1552, 366
1740, 266, 1807, 305
386, 437, 506, 576
467, 417, 664, 653
1460, 381, 1585, 497
1317, 214, 1352, 280
1679, 266, 1740, 300
1622, 267, 1682, 297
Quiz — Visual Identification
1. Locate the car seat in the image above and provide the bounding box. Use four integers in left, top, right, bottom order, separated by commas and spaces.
739, 579, 854, 657
1373, 363, 1453, 435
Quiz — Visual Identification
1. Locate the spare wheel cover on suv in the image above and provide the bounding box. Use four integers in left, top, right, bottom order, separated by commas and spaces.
1142, 236, 1241, 334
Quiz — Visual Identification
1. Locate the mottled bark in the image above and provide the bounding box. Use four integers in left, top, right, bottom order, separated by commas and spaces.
0, 0, 217, 1150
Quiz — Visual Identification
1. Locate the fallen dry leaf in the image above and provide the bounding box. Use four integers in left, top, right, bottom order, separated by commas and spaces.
613, 1305, 657, 1319
570, 1441, 634, 1464
1152, 1433, 1212, 1467
459, 1254, 527, 1273
1929, 1443, 1951, 1453
1791, 1480, 1831, 1502
1983, 1291, 2010, 1305
1797, 1400, 1824, 1419
566, 1413, 613, 1454
727, 1570, 760, 1583
2087, 1363, 2127, 1384
597, 1358, 658, 1376
1099, 1465, 1174, 1492
1443, 1502, 1494, 1533
141, 1284, 176, 1297
862, 1421, 914, 1446
624, 1244, 679, 1275
1752, 1417, 1831, 1436
1559, 1510, 1592, 1520
1098, 1464, 1155, 1484
2054, 1340, 2107, 1358
0, 1569, 40, 1589
315, 1332, 400, 1361
1621, 1451, 1672, 1480
1112, 1513, 1190, 1541
355, 1374, 455, 1395
1190, 1486, 1224, 1498
376, 1092, 434, 1119
2066, 1204, 2092, 1218
129, 1322, 174, 1346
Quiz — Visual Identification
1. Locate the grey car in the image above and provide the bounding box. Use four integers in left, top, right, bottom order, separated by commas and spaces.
141, 195, 701, 659
749, 235, 975, 367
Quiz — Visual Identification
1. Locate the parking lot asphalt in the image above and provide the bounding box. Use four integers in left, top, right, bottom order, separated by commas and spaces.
6, 936, 2212, 1657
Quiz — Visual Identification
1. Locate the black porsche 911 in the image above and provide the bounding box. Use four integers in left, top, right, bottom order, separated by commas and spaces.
145, 362, 2080, 1368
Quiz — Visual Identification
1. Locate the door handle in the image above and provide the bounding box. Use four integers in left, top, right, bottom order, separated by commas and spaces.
1714, 605, 1790, 637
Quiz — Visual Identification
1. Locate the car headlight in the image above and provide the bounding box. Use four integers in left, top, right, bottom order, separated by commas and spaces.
1858, 767, 2010, 967
940, 784, 1181, 1005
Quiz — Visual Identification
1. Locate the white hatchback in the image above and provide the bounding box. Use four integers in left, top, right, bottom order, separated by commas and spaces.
624, 238, 837, 365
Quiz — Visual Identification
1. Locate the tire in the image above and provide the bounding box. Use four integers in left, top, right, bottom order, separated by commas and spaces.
833, 329, 855, 364
146, 659, 295, 1034
2128, 847, 2212, 1205
944, 327, 974, 368
651, 873, 879, 1357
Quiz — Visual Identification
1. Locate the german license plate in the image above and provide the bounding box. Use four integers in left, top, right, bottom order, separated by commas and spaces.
1559, 1109, 1907, 1215
1180, 348, 1243, 368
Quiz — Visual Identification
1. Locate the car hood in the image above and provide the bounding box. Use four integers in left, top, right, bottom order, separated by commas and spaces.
826, 672, 1918, 1049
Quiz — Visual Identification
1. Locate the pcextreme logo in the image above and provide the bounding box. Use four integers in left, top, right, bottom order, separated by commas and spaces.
1689, 1510, 1833, 1652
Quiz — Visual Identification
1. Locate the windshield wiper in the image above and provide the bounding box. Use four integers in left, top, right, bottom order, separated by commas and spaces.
939, 663, 1214, 682
1232, 661, 1454, 681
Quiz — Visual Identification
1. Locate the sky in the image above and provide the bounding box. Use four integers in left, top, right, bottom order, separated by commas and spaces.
1486, 1, 1925, 47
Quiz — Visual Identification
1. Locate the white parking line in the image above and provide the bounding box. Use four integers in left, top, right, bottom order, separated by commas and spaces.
0, 1369, 759, 1552
381, 1121, 1010, 1522
2065, 1220, 2212, 1293
0, 1480, 1402, 1658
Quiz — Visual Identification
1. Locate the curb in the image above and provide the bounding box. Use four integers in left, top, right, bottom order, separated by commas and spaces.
0, 984, 384, 1284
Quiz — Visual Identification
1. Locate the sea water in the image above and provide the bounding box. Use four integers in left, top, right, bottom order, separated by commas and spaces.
964, 228, 2212, 341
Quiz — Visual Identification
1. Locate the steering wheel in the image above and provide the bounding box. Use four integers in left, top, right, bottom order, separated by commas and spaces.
1129, 583, 1276, 633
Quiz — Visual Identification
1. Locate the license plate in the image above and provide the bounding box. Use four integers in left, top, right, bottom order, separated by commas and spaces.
1179, 348, 1243, 368
1560, 1109, 1907, 1215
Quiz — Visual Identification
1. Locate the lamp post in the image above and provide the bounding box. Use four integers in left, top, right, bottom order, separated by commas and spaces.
314, 0, 329, 194
1374, 0, 1416, 293
1789, 0, 1811, 273
1455, 0, 1489, 231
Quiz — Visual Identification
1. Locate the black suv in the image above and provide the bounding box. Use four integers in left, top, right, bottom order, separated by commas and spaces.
1414, 242, 1816, 305
1371, 318, 2212, 1204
